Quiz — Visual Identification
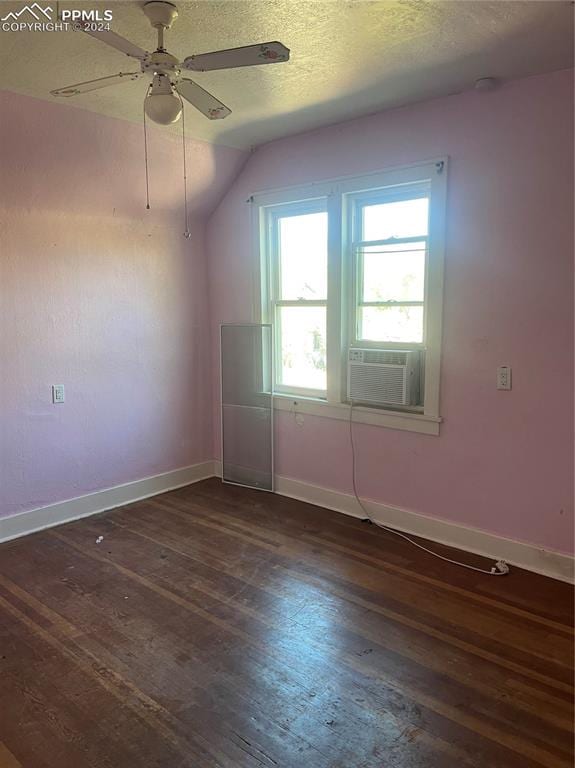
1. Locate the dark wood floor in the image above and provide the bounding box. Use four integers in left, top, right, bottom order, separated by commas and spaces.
0, 478, 573, 768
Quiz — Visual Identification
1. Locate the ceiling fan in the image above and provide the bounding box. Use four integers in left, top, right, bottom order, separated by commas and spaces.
50, 1, 290, 125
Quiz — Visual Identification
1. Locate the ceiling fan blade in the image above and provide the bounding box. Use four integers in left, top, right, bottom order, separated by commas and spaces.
183, 41, 289, 72
51, 72, 142, 97
176, 79, 231, 120
81, 26, 148, 60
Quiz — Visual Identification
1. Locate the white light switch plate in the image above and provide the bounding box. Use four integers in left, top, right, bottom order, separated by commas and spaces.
52, 384, 65, 403
497, 366, 511, 391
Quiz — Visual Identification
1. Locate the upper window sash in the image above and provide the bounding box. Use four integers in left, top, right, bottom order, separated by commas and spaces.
260, 197, 328, 319
267, 198, 328, 302
351, 187, 431, 242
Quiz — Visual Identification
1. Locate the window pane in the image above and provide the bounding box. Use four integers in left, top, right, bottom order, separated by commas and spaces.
278, 306, 326, 390
279, 212, 327, 300
362, 197, 428, 241
360, 306, 423, 343
361, 242, 426, 302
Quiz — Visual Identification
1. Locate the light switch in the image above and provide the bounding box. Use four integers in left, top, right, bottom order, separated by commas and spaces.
52, 384, 65, 403
496, 367, 511, 391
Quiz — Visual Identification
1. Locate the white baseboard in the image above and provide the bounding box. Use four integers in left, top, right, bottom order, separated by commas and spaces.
275, 476, 574, 584
0, 461, 217, 544
215, 462, 574, 583
3, 460, 572, 584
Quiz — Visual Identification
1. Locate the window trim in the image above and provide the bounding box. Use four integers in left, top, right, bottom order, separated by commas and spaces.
251, 158, 448, 436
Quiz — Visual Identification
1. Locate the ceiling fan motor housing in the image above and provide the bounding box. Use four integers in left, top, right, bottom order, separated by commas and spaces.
141, 50, 180, 77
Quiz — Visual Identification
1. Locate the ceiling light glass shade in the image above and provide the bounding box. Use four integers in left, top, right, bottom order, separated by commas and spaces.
144, 91, 182, 124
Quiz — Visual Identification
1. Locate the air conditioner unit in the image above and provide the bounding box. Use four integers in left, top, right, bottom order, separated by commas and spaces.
347, 348, 421, 407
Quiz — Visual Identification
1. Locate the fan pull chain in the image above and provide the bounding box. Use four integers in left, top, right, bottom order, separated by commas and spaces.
180, 97, 191, 239
143, 87, 151, 210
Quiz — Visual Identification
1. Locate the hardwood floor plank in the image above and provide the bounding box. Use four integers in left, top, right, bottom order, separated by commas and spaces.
0, 479, 572, 768
0, 597, 205, 768
178, 486, 574, 637
109, 497, 573, 691
189, 482, 575, 629
45, 531, 570, 767
89, 509, 574, 729
0, 544, 454, 767
0, 743, 23, 768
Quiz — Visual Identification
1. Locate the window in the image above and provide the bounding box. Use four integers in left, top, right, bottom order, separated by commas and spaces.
267, 201, 328, 396
254, 159, 447, 435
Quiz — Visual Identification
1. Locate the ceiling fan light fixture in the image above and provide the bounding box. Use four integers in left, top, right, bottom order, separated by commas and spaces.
144, 90, 182, 124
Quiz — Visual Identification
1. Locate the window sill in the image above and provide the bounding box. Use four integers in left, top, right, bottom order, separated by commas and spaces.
273, 394, 441, 436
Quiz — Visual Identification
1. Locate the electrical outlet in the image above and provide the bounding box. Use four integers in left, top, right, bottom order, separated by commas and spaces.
52, 384, 65, 403
496, 366, 511, 391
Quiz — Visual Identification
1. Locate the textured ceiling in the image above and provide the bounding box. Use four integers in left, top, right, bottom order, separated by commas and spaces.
0, 0, 573, 148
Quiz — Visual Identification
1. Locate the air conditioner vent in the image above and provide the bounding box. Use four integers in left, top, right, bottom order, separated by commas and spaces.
347, 348, 420, 406
364, 350, 409, 366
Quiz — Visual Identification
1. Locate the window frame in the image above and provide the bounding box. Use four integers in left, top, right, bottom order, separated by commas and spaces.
252, 159, 448, 436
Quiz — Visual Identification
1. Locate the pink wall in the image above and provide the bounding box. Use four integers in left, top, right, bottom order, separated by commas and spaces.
207, 69, 574, 555
2, 73, 573, 555
0, 90, 246, 517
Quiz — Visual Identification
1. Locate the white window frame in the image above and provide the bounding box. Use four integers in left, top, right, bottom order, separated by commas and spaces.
251, 158, 448, 436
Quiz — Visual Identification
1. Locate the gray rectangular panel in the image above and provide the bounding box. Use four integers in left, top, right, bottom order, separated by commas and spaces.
221, 324, 273, 491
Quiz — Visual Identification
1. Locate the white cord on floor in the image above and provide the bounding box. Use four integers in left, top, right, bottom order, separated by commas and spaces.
348, 402, 510, 576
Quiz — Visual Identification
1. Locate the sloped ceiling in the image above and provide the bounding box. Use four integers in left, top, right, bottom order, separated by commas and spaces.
0, 0, 573, 149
